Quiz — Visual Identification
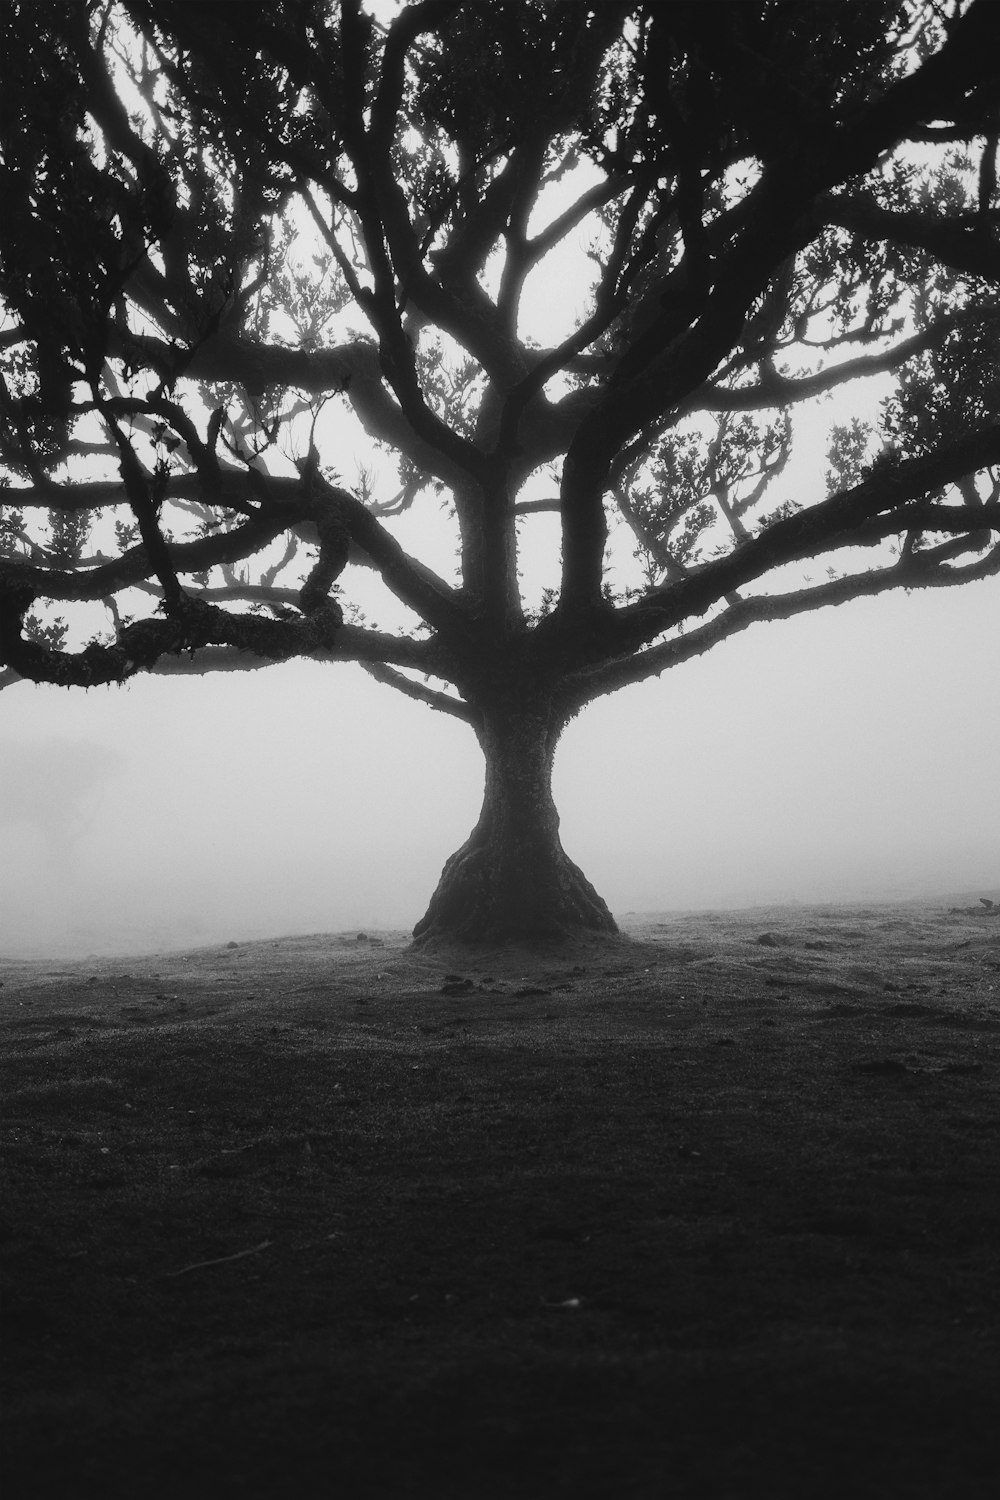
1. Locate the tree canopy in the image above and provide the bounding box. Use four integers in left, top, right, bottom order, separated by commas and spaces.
1, 0, 998, 941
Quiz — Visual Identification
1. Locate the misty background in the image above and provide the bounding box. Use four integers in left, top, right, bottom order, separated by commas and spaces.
2, 570, 997, 958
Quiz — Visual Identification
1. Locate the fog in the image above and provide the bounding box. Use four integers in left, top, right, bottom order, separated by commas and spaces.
1, 578, 997, 958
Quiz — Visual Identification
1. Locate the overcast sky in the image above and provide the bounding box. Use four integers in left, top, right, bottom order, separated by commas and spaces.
1, 560, 997, 958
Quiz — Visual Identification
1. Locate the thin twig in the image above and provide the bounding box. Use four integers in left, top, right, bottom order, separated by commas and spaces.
165, 1240, 273, 1277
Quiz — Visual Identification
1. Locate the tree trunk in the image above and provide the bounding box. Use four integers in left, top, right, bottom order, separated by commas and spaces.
413, 704, 618, 945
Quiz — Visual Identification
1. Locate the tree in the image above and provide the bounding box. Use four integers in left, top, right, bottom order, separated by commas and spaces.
1, 1, 998, 944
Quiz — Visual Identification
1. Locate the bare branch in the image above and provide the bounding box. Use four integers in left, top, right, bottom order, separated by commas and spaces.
698, 310, 998, 413
523, 176, 626, 268
824, 199, 1000, 282
359, 662, 477, 723
567, 542, 1000, 706
514, 498, 562, 515
0, 585, 343, 688
1, 515, 290, 601
564, 423, 1000, 661
139, 622, 442, 678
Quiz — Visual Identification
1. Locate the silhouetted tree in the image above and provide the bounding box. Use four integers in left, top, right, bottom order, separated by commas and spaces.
1, 1, 998, 941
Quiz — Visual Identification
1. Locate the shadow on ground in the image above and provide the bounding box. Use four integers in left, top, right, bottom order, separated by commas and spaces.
2, 901, 999, 1498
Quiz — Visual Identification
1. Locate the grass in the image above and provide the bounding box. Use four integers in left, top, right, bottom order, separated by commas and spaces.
2, 903, 999, 1498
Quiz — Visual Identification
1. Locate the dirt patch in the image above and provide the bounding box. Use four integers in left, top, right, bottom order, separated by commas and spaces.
3, 903, 999, 1498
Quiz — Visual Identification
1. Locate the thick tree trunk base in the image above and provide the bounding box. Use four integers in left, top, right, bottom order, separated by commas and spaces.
413, 833, 618, 947
413, 702, 619, 947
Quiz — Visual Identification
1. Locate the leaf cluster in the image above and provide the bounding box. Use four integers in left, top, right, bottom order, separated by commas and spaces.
1, 1, 998, 704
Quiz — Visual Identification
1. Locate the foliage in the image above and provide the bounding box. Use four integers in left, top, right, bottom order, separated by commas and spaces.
0, 0, 998, 720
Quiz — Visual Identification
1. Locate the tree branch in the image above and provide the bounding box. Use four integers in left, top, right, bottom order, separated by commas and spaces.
0, 587, 343, 688
565, 542, 1000, 706
137, 623, 443, 678
341, 0, 527, 410
846, 0, 1000, 164
113, 331, 480, 493
627, 487, 1000, 646
553, 422, 1000, 664
698, 310, 999, 414
824, 199, 1000, 283
0, 515, 290, 601
552, 0, 1000, 612
359, 662, 477, 724
3, 454, 473, 644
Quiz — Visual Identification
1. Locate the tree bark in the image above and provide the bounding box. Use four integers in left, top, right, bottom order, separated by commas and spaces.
413, 703, 618, 945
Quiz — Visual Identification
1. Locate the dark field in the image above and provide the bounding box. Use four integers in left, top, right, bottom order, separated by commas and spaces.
2, 902, 999, 1499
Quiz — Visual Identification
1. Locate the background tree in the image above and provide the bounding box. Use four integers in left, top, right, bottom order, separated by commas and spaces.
1, 0, 998, 942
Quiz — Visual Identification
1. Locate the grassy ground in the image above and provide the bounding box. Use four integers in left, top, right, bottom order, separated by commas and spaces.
2, 901, 999, 1499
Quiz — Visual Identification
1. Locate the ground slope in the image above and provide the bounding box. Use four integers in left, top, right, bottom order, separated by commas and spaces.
2, 901, 999, 1499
